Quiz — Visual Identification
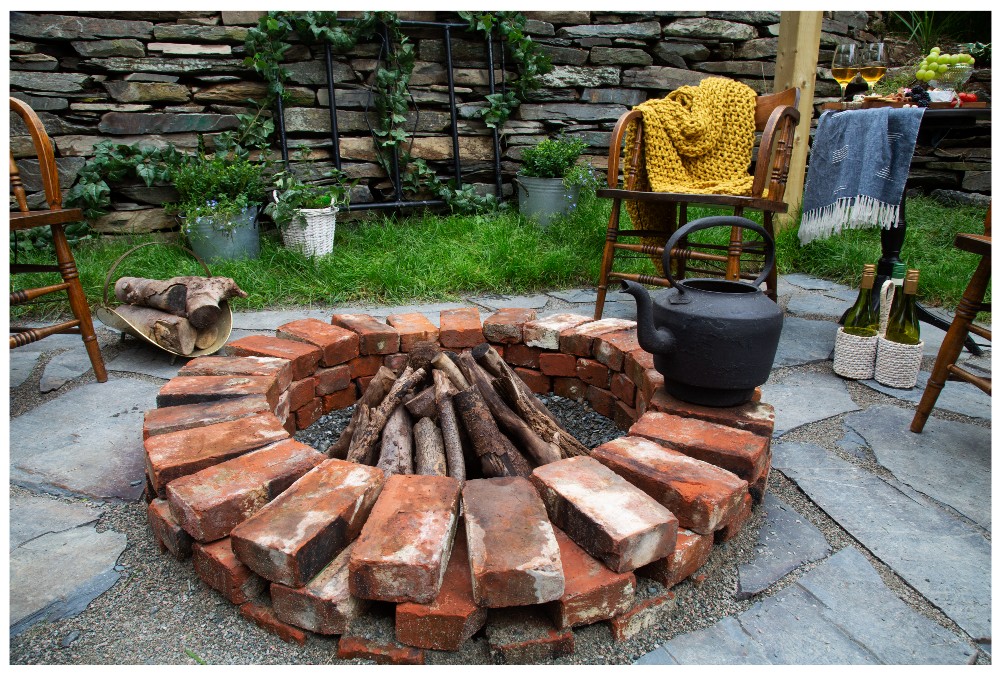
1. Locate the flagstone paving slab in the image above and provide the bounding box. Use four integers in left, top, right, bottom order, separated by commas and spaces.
10, 351, 41, 387
40, 349, 97, 392
9, 493, 102, 551
784, 292, 852, 320
468, 293, 550, 311
859, 371, 991, 421
781, 274, 849, 293
760, 370, 860, 437
107, 342, 190, 380
771, 316, 837, 367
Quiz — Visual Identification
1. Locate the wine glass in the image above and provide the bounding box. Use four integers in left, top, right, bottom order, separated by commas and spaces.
831, 44, 859, 100
860, 43, 888, 92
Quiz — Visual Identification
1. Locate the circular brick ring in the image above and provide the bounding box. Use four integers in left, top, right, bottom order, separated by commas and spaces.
143, 307, 775, 663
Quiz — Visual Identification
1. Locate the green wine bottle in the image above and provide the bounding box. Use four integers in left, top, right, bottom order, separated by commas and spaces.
884, 269, 921, 345
842, 264, 878, 337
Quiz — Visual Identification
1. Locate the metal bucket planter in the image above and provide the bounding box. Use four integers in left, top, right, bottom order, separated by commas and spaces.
182, 205, 260, 263
516, 175, 580, 228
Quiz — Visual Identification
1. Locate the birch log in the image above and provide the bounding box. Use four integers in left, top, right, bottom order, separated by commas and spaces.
115, 304, 198, 355
433, 369, 465, 485
376, 405, 414, 477
413, 417, 448, 476
346, 366, 426, 466
326, 366, 397, 458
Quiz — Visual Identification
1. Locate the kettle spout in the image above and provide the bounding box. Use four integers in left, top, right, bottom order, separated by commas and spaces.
619, 280, 675, 356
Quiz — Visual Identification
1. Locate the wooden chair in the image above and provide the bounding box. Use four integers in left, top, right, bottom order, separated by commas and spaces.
10, 96, 107, 382
910, 205, 991, 433
594, 87, 801, 318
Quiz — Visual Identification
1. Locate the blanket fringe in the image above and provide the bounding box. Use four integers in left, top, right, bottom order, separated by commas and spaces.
798, 195, 901, 245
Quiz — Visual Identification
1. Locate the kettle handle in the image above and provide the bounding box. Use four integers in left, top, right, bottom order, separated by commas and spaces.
662, 215, 776, 291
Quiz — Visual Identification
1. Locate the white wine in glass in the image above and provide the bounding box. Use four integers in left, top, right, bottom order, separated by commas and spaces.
861, 43, 887, 91
831, 44, 859, 99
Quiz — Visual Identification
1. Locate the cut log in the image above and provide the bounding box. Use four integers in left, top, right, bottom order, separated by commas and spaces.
413, 417, 448, 476
452, 386, 532, 479
183, 276, 248, 329
434, 369, 465, 485
376, 405, 414, 477
347, 366, 426, 466
473, 343, 590, 459
114, 277, 187, 316
113, 275, 247, 329
327, 366, 397, 458
115, 304, 198, 355
194, 324, 219, 350
455, 352, 561, 466
407, 340, 442, 372
404, 386, 437, 420
431, 352, 469, 390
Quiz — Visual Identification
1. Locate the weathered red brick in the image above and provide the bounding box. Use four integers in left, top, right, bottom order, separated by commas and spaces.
485, 608, 575, 664
586, 385, 615, 418
629, 411, 770, 483
715, 492, 754, 543
275, 391, 290, 424
463, 477, 565, 607
225, 335, 322, 381
156, 374, 282, 411
349, 474, 461, 603
523, 313, 591, 350
386, 312, 439, 352
383, 352, 408, 372
513, 367, 550, 394
314, 364, 351, 396
591, 436, 748, 534
559, 318, 636, 357
593, 329, 640, 372
538, 352, 577, 377
287, 377, 316, 411
356, 376, 374, 395
639, 368, 665, 401
336, 636, 425, 665
295, 397, 323, 429
147, 498, 193, 560
282, 411, 297, 435
613, 400, 638, 430
144, 413, 289, 498
331, 313, 400, 355
531, 456, 678, 573
438, 307, 484, 348
323, 387, 357, 413
166, 439, 325, 542
547, 527, 636, 630
230, 460, 385, 587
193, 537, 265, 605
553, 376, 586, 401
348, 355, 383, 379
624, 348, 655, 386
271, 542, 367, 635
649, 386, 776, 438
277, 318, 360, 367
143, 395, 271, 440
239, 598, 308, 645
749, 446, 771, 504
637, 528, 713, 589
482, 308, 538, 344
610, 373, 636, 408
179, 355, 293, 393
609, 586, 677, 641
395, 528, 486, 651
503, 343, 542, 368
577, 358, 610, 388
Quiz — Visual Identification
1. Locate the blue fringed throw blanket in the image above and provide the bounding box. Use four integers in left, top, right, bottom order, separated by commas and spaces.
799, 106, 924, 245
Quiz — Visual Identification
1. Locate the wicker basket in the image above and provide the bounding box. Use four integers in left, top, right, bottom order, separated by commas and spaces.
833, 327, 878, 379
872, 277, 923, 389
280, 204, 338, 257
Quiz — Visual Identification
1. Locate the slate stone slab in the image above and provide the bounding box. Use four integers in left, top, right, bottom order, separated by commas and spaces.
652, 615, 771, 664
467, 294, 550, 312
760, 370, 860, 436
108, 342, 190, 380
10, 377, 159, 501
10, 351, 41, 388
781, 274, 847, 292
737, 493, 831, 599
772, 441, 991, 641
785, 292, 851, 320
859, 371, 990, 421
845, 405, 991, 529
835, 427, 870, 461
9, 494, 102, 551
772, 316, 837, 367
230, 308, 338, 330
40, 349, 99, 392
558, 301, 635, 321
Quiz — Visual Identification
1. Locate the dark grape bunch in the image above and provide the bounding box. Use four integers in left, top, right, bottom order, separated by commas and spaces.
907, 85, 932, 107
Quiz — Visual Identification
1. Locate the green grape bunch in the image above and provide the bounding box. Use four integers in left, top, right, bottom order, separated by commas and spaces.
915, 46, 975, 83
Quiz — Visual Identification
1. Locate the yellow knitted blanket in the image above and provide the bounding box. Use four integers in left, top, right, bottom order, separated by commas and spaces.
623, 77, 757, 273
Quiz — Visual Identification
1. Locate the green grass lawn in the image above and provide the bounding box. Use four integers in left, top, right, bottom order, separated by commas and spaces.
10, 194, 989, 321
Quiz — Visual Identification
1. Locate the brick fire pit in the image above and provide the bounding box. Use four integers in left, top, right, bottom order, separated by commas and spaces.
142, 307, 775, 663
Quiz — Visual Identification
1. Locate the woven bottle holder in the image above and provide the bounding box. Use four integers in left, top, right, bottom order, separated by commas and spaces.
275, 191, 338, 258
833, 327, 877, 379
873, 279, 924, 388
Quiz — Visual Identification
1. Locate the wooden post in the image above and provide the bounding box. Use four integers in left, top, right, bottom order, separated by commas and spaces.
772, 11, 823, 232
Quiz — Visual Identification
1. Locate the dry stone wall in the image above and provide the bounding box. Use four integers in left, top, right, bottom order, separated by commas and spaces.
9, 10, 990, 236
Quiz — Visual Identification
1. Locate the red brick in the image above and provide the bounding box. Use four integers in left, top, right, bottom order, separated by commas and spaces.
348, 355, 383, 379
147, 498, 193, 560
629, 411, 770, 483
356, 376, 374, 395
287, 377, 316, 411
749, 446, 771, 504
610, 373, 636, 408
591, 436, 748, 534
336, 636, 425, 665
331, 313, 400, 355
485, 608, 575, 664
274, 391, 290, 424
514, 367, 550, 394
225, 335, 322, 381
639, 368, 665, 401
166, 439, 324, 542
282, 413, 296, 435
277, 318, 360, 367
624, 348, 655, 386
295, 397, 323, 429
538, 352, 577, 377
323, 387, 357, 413
193, 537, 266, 605
613, 400, 637, 430
463, 477, 565, 607
577, 358, 610, 387
395, 528, 487, 651
649, 386, 776, 438
637, 528, 713, 589
439, 307, 484, 348
144, 413, 289, 498
559, 318, 636, 357
531, 456, 678, 573
523, 313, 591, 350
383, 352, 408, 372
239, 598, 308, 646
156, 374, 282, 412
385, 312, 439, 352
271, 542, 367, 635
143, 395, 270, 440
715, 492, 753, 543
609, 588, 677, 641
230, 459, 385, 587
349, 475, 461, 603
179, 355, 293, 393
593, 329, 640, 372
585, 385, 615, 418
314, 364, 351, 396
547, 527, 636, 630
553, 376, 586, 401
482, 308, 538, 344
503, 343, 542, 368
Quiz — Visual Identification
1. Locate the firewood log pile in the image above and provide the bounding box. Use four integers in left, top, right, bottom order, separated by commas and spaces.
112, 276, 248, 355
325, 341, 590, 482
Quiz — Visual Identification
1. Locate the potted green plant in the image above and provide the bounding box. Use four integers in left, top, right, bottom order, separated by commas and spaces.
516, 135, 595, 227
265, 164, 353, 258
